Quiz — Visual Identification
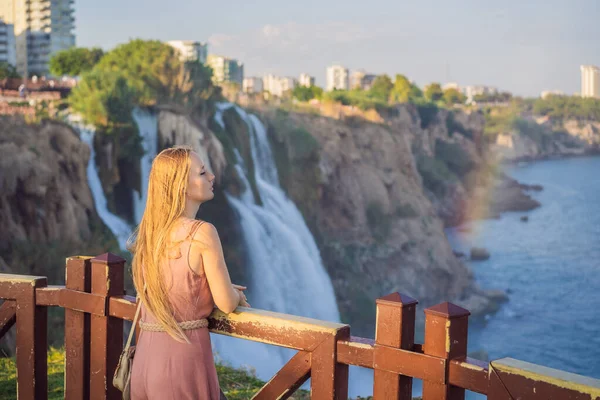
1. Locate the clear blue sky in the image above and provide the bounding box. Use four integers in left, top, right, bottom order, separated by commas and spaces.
75, 0, 599, 97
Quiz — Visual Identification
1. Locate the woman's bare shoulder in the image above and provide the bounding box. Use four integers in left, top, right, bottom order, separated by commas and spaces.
189, 220, 221, 248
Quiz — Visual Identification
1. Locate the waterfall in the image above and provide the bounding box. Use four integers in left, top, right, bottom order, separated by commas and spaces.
74, 105, 373, 395
132, 109, 159, 224
210, 103, 341, 383
74, 123, 133, 251
70, 108, 159, 250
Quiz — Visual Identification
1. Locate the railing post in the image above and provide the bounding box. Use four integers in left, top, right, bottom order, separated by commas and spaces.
422, 302, 470, 400
90, 253, 125, 400
11, 276, 48, 400
310, 325, 350, 399
64, 256, 92, 400
373, 293, 418, 400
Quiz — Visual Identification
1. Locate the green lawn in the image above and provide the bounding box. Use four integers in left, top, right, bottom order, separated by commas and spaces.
0, 347, 309, 400
0, 348, 424, 399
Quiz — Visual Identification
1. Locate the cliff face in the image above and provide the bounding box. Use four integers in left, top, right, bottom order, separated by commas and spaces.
0, 117, 95, 246
0, 116, 120, 355
491, 119, 600, 163
0, 104, 532, 343
261, 108, 504, 334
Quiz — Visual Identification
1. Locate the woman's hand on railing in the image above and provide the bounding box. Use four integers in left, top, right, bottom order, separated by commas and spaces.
232, 284, 250, 308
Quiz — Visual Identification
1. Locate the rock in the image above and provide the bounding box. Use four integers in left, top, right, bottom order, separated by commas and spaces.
520, 216, 529, 222
453, 251, 466, 258
486, 289, 509, 303
470, 247, 490, 261
0, 117, 96, 246
259, 105, 501, 335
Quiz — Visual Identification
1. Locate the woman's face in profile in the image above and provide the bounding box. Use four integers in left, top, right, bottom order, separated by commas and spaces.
186, 152, 215, 203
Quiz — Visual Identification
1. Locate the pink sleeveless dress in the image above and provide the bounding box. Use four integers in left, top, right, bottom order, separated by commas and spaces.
130, 220, 222, 400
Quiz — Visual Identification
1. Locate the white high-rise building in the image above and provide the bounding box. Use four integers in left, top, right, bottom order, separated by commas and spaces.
299, 73, 315, 87
243, 77, 263, 94
167, 41, 208, 63
464, 85, 498, 103
326, 65, 349, 91
206, 54, 244, 86
581, 65, 600, 98
262, 74, 297, 97
350, 69, 377, 90
0, 19, 16, 67
0, 0, 76, 77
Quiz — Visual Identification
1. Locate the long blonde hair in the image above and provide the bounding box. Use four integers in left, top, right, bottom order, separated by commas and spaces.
128, 145, 193, 343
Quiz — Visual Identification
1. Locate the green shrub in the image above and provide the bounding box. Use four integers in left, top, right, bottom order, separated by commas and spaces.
415, 102, 439, 128
417, 154, 457, 196
366, 202, 392, 242
434, 139, 475, 177
445, 111, 473, 138
395, 203, 419, 218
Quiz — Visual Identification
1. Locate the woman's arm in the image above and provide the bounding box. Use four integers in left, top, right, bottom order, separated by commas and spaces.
190, 222, 241, 313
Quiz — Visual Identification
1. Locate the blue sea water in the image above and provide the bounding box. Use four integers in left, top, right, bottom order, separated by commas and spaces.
446, 156, 600, 398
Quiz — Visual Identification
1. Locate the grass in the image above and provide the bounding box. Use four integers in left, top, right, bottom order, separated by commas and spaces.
0, 348, 65, 400
0, 347, 310, 400
0, 348, 425, 399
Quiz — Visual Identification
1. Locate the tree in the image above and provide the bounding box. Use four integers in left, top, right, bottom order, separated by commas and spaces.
369, 75, 393, 102
292, 85, 323, 102
0, 62, 20, 79
68, 69, 136, 132
389, 74, 422, 103
424, 83, 444, 102
93, 39, 183, 106
443, 88, 466, 105
49, 47, 104, 76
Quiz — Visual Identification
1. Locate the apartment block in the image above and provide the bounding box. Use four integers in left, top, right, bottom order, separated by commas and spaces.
326, 65, 349, 91
206, 54, 244, 86
0, 0, 75, 77
167, 40, 208, 64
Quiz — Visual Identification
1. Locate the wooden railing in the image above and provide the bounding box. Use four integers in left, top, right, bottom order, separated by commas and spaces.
1, 252, 599, 399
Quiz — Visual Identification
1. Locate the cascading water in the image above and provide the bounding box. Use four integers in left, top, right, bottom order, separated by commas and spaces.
132, 108, 159, 224
210, 103, 343, 384
71, 108, 159, 250
73, 121, 132, 251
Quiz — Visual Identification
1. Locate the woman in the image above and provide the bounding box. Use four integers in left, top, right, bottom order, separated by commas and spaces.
129, 146, 249, 400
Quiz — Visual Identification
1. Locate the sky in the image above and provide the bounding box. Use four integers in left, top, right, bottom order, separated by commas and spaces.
75, 0, 600, 97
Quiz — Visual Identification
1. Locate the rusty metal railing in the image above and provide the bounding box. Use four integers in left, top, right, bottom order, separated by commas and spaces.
1, 252, 599, 400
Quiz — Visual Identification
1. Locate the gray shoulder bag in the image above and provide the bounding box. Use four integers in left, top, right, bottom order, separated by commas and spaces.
113, 297, 142, 399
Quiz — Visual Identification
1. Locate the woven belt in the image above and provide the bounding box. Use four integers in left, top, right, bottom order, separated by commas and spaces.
139, 318, 209, 332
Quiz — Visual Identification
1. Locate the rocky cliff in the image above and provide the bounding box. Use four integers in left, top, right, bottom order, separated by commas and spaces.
0, 116, 120, 354
258, 107, 506, 334
491, 118, 600, 163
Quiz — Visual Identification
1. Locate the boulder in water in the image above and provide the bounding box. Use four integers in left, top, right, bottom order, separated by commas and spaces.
470, 247, 490, 261
453, 250, 466, 258
520, 216, 529, 222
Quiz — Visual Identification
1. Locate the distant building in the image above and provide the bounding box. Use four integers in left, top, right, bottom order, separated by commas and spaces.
0, 0, 76, 77
243, 77, 263, 94
464, 85, 498, 103
263, 74, 297, 97
442, 82, 461, 91
350, 70, 377, 90
206, 54, 244, 86
581, 65, 600, 98
326, 65, 349, 91
299, 73, 315, 87
167, 41, 208, 63
540, 90, 565, 99
0, 19, 16, 67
